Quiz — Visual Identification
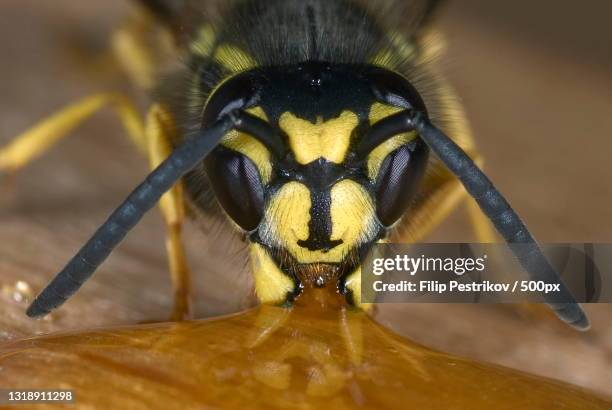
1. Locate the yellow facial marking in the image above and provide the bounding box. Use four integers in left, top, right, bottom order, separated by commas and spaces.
260, 182, 312, 257
259, 181, 378, 264
221, 107, 272, 183
279, 111, 358, 165
369, 102, 403, 124
367, 103, 416, 180
213, 44, 256, 73
250, 243, 296, 305
329, 180, 378, 255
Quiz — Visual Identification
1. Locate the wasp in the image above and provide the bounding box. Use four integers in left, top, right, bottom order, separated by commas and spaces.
0, 0, 588, 329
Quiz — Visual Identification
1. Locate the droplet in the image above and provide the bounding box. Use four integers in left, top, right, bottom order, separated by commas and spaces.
1, 280, 34, 303
15, 280, 33, 297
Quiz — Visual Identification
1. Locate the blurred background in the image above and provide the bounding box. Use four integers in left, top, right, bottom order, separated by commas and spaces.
1, 0, 611, 397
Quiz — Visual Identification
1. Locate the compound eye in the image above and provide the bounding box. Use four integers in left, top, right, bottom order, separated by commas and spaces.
204, 148, 264, 231
374, 139, 429, 227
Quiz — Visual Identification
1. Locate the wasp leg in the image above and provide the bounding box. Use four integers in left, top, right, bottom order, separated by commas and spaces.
145, 104, 192, 321
0, 94, 192, 320
392, 174, 466, 243
111, 3, 176, 90
0, 93, 146, 175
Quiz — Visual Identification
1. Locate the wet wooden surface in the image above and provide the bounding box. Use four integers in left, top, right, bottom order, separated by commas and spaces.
1, 0, 611, 400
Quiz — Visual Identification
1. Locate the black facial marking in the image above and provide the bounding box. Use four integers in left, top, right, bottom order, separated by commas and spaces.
257, 63, 374, 124
285, 158, 354, 253
297, 189, 343, 252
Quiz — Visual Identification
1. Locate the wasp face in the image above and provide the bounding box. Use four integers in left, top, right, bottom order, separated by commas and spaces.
201, 63, 429, 305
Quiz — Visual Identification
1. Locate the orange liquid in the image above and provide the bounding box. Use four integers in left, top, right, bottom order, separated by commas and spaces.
0, 287, 609, 409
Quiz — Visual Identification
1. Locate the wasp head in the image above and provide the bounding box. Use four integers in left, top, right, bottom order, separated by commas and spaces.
200, 62, 429, 306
